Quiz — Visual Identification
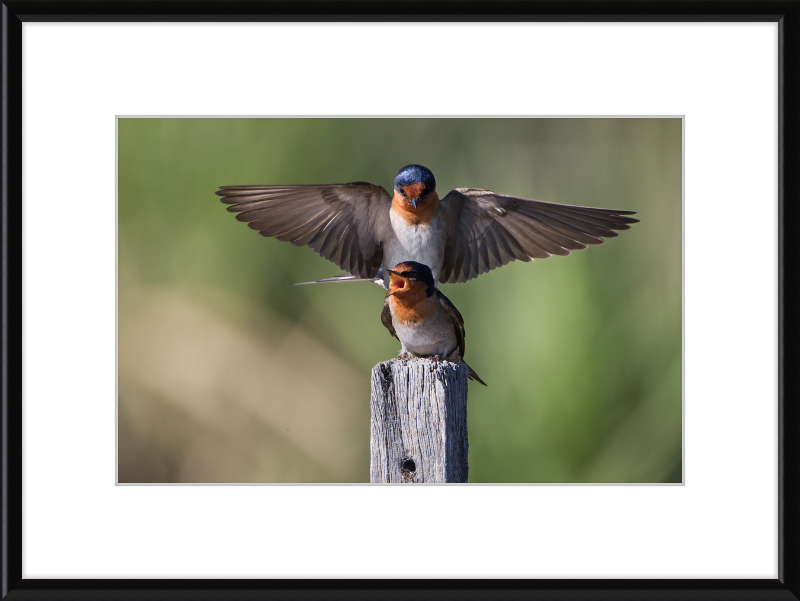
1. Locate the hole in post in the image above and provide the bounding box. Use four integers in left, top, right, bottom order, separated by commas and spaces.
400, 458, 416, 479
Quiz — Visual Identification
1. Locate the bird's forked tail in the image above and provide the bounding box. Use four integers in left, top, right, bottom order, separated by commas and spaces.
466, 362, 487, 386
291, 272, 386, 288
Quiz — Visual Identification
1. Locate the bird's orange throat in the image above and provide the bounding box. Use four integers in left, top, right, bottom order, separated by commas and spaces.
403, 182, 425, 199
391, 190, 440, 226
389, 291, 436, 325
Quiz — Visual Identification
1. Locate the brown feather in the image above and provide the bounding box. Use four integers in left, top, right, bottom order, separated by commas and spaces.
438, 188, 638, 284
381, 298, 398, 340
218, 182, 392, 279
435, 290, 486, 385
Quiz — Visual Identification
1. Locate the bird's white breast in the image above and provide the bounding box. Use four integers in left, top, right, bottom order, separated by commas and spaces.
385, 209, 446, 285
392, 304, 458, 358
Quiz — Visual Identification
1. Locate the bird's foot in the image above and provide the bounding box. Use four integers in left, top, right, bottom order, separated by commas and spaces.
431, 354, 442, 362
397, 351, 413, 360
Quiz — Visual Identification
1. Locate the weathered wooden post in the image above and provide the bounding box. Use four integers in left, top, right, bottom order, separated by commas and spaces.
370, 358, 469, 483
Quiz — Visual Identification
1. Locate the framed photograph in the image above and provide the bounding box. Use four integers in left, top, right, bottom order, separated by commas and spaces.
3, 1, 796, 598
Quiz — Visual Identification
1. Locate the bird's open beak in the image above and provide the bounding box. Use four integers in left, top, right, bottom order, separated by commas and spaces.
388, 271, 404, 295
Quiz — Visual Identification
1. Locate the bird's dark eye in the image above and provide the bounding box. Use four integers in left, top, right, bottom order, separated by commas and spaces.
408, 271, 418, 279
401, 271, 411, 278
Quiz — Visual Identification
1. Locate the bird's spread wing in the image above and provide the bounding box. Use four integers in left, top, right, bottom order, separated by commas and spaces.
217, 183, 392, 280
436, 290, 466, 359
381, 297, 397, 340
438, 188, 639, 284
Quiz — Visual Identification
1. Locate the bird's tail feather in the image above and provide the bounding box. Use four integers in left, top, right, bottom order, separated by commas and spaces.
466, 363, 487, 386
292, 273, 385, 288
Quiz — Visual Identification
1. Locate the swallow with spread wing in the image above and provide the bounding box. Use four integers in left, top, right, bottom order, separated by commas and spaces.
380, 261, 486, 386
217, 164, 638, 289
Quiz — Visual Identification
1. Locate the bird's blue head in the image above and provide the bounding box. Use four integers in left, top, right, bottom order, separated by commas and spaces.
394, 164, 436, 209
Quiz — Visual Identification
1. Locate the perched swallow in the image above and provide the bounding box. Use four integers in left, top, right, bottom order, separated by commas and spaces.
381, 261, 486, 386
217, 164, 638, 288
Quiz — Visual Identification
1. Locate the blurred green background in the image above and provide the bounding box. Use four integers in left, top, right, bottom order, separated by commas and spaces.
118, 118, 682, 484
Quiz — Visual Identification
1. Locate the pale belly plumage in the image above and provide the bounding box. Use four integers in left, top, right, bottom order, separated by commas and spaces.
392, 307, 459, 360
384, 209, 447, 287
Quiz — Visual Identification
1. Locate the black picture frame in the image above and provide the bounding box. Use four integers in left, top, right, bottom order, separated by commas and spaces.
2, 1, 797, 599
